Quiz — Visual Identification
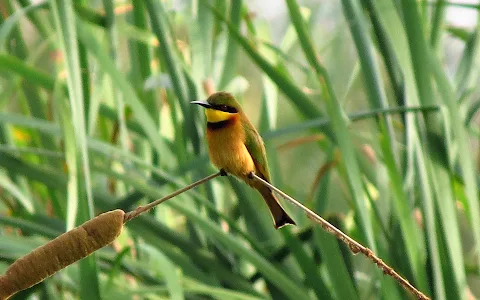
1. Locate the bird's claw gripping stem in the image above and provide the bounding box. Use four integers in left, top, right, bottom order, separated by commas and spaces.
247, 171, 255, 179
220, 169, 228, 176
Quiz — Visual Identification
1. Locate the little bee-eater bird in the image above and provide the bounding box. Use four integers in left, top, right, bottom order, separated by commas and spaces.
191, 92, 296, 229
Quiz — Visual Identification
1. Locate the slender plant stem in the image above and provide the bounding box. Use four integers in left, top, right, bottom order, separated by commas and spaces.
264, 104, 440, 139
123, 171, 223, 222
252, 173, 430, 300
122, 169, 430, 299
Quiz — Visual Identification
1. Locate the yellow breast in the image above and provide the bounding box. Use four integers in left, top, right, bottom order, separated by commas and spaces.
206, 119, 255, 178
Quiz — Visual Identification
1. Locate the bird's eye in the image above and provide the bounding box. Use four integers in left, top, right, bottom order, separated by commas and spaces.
220, 105, 228, 111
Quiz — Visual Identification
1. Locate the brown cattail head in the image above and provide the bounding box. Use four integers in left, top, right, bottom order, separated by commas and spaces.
0, 209, 125, 300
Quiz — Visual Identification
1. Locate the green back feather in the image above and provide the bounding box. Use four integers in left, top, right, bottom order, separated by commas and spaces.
242, 118, 271, 182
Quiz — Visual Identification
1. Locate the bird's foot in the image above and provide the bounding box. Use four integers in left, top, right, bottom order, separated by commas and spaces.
219, 169, 228, 176
247, 171, 255, 179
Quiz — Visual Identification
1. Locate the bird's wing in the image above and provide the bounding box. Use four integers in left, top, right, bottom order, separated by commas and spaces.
243, 121, 271, 182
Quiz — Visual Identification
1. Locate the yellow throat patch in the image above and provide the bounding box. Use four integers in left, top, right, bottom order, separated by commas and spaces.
205, 108, 233, 123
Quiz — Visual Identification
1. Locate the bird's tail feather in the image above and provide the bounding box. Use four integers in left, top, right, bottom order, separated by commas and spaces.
258, 186, 296, 229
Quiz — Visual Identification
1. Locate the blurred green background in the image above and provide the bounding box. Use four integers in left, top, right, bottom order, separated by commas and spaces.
1, 0, 480, 299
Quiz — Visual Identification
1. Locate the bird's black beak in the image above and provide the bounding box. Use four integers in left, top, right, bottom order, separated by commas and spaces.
190, 100, 211, 108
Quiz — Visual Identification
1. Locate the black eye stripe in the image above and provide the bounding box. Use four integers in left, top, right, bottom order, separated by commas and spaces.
212, 104, 238, 113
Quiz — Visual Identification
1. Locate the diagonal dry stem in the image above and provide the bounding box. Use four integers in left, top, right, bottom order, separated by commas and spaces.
251, 173, 430, 300
123, 171, 223, 223
122, 169, 429, 300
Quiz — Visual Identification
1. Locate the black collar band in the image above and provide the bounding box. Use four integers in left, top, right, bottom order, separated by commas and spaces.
207, 120, 231, 130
